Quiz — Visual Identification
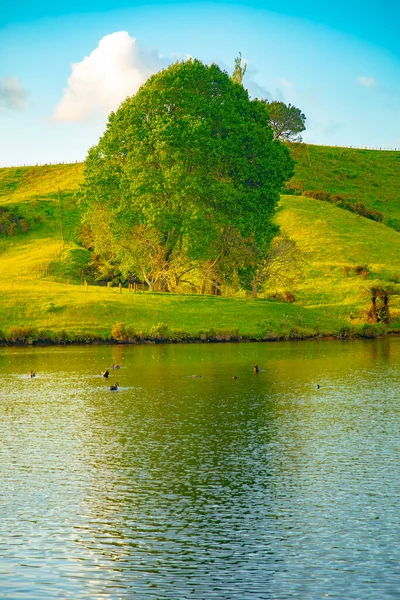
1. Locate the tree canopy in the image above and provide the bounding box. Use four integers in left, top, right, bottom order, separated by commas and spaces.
79, 59, 294, 292
262, 100, 306, 142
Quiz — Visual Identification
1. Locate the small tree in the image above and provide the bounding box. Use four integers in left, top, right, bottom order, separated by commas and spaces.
367, 284, 400, 324
232, 53, 247, 86
262, 100, 306, 142
251, 234, 305, 298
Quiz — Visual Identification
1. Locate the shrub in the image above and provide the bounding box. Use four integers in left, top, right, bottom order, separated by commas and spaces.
215, 328, 240, 341
302, 190, 384, 223
282, 184, 298, 195
19, 218, 30, 233
169, 329, 191, 342
387, 218, 400, 232
7, 326, 39, 343
198, 328, 217, 341
302, 189, 331, 201
149, 323, 170, 340
111, 321, 130, 342
359, 323, 387, 338
284, 290, 295, 302
354, 264, 370, 276
335, 325, 355, 339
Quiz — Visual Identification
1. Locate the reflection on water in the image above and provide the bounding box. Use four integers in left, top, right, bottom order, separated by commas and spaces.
0, 338, 399, 598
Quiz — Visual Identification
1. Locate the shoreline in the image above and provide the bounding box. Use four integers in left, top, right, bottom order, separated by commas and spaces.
1, 329, 399, 347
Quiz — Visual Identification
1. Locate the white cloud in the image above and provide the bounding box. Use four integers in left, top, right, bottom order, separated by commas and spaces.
54, 31, 167, 122
0, 77, 28, 110
357, 76, 376, 88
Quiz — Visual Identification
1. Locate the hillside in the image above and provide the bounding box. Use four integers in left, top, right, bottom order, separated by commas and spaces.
288, 144, 400, 230
0, 146, 398, 342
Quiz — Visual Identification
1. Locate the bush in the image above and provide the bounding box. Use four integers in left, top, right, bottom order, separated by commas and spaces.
302, 190, 384, 223
169, 329, 191, 342
198, 328, 217, 341
284, 290, 295, 302
215, 328, 240, 341
149, 323, 170, 340
282, 184, 298, 195
334, 325, 355, 339
359, 323, 387, 338
111, 322, 131, 342
302, 189, 331, 201
354, 264, 370, 276
112, 321, 146, 342
7, 326, 39, 343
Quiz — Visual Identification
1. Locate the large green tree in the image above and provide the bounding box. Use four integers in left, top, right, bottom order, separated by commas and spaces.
79, 59, 293, 291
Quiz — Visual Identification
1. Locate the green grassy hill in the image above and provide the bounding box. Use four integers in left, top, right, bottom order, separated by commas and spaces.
0, 146, 398, 342
288, 144, 400, 229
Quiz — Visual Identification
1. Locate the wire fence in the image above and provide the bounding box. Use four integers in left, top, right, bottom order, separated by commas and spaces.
1, 144, 400, 169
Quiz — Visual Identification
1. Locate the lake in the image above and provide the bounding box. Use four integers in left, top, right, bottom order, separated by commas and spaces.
0, 338, 399, 599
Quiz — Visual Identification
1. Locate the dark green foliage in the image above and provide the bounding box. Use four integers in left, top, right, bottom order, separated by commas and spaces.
262, 101, 306, 142
0, 206, 30, 236
387, 218, 400, 232
79, 59, 293, 292
354, 264, 370, 276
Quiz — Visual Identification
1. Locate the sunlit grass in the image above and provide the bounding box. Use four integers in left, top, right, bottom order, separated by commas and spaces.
0, 149, 398, 340
288, 144, 400, 225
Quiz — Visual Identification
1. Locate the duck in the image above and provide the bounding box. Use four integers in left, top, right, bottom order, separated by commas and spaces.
101, 369, 110, 379
110, 382, 119, 391
253, 363, 260, 373
111, 364, 120, 370
29, 370, 36, 379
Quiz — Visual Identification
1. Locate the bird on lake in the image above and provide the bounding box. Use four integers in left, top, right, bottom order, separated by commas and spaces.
253, 363, 260, 373
101, 369, 110, 379
111, 364, 120, 369
29, 370, 36, 379
110, 382, 119, 391
232, 376, 238, 379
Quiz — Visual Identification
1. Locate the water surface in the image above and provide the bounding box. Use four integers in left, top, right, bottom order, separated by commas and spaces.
0, 338, 399, 598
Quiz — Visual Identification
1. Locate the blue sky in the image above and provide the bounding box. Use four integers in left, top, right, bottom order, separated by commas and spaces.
1, 0, 399, 166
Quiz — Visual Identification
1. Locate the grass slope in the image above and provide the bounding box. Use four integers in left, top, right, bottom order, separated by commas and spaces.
0, 149, 398, 342
288, 144, 400, 229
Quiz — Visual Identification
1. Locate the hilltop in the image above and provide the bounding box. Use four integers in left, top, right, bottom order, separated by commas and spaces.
0, 145, 398, 343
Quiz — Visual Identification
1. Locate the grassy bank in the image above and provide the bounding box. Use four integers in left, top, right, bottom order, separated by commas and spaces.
0, 146, 399, 343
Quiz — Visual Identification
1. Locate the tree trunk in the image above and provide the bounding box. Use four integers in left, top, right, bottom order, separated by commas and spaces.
383, 294, 390, 324
212, 279, 221, 296
369, 294, 377, 323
